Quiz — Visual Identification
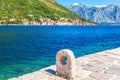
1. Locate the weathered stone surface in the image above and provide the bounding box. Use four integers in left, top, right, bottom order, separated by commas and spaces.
89, 72, 115, 80
105, 65, 120, 75
112, 75, 120, 80
9, 47, 120, 80
81, 76, 97, 80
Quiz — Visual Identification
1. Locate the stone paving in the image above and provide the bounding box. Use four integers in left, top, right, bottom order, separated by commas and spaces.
9, 48, 120, 80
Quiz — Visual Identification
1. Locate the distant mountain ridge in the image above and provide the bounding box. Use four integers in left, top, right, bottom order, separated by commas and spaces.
0, 0, 94, 25
67, 4, 120, 24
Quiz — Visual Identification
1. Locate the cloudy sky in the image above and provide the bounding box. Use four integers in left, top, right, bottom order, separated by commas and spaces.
56, 0, 120, 6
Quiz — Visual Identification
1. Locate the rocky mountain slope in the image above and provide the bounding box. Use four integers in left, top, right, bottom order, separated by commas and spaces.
0, 0, 94, 25
68, 4, 120, 24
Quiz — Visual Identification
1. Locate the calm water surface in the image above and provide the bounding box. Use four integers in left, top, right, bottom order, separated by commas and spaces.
0, 25, 120, 80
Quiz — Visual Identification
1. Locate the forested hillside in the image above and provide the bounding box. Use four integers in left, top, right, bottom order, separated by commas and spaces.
0, 0, 89, 24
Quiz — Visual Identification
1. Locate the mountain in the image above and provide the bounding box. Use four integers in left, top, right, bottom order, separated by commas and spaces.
68, 4, 120, 24
0, 0, 94, 25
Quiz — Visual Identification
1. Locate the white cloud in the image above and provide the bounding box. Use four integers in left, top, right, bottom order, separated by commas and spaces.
73, 3, 79, 6
95, 5, 107, 8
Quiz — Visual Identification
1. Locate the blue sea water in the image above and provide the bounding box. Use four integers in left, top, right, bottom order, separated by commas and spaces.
0, 25, 120, 80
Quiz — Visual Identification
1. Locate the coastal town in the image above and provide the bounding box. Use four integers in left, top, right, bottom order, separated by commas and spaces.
0, 16, 94, 25
22, 17, 94, 25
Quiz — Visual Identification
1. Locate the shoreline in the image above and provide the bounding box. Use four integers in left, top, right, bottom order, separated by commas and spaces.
0, 24, 96, 26
0, 24, 120, 26
9, 47, 120, 80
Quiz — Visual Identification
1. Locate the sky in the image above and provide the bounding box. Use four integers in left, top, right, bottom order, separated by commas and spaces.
56, 0, 120, 6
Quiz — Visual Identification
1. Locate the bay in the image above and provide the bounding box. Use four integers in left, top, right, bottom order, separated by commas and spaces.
0, 25, 120, 80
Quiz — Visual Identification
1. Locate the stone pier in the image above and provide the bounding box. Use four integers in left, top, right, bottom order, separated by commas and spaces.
9, 48, 120, 80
